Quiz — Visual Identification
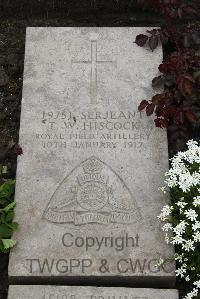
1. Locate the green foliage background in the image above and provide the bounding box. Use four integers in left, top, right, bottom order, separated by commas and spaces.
0, 178, 18, 252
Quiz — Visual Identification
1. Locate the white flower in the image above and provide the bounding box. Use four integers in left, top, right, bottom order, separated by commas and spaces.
173, 220, 187, 235
192, 221, 200, 231
193, 231, 200, 242
162, 223, 173, 232
158, 205, 173, 221
171, 235, 184, 245
158, 140, 200, 299
175, 266, 186, 278
177, 200, 188, 209
164, 140, 200, 192
194, 280, 200, 288
185, 275, 190, 282
179, 172, 196, 192
182, 240, 195, 252
185, 209, 198, 222
184, 288, 198, 299
185, 140, 200, 164
174, 253, 184, 262
193, 196, 200, 207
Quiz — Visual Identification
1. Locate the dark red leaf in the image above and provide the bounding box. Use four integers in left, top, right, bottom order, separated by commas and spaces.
164, 92, 173, 104
184, 81, 194, 94
185, 110, 197, 123
159, 63, 167, 74
155, 118, 161, 128
138, 100, 149, 111
177, 75, 195, 95
146, 103, 155, 116
161, 118, 169, 128
154, 118, 168, 128
149, 35, 159, 51
181, 74, 195, 83
135, 34, 148, 47
15, 144, 23, 156
175, 110, 184, 125
152, 94, 162, 104
155, 105, 163, 117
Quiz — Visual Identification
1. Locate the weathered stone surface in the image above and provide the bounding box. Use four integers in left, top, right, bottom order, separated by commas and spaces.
9, 27, 175, 285
8, 286, 179, 299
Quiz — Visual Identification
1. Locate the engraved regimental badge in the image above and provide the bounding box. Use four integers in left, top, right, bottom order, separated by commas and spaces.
43, 156, 140, 225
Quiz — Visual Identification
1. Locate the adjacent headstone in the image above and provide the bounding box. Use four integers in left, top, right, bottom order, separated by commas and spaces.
9, 27, 175, 285
8, 286, 179, 299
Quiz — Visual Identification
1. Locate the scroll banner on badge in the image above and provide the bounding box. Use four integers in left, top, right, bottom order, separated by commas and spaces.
44, 209, 136, 225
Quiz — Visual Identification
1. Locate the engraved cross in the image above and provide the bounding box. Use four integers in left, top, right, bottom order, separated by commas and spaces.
72, 40, 114, 104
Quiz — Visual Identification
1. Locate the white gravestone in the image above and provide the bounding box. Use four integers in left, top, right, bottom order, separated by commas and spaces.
7, 286, 179, 299
9, 27, 174, 285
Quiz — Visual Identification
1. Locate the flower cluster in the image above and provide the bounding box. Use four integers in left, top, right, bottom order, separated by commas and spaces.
158, 140, 200, 299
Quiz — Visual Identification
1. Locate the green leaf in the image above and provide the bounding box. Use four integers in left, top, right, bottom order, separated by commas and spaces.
6, 222, 18, 230
0, 202, 16, 213
0, 178, 18, 253
5, 211, 15, 222
5, 202, 16, 213
0, 224, 13, 238
2, 239, 16, 250
0, 213, 6, 222
0, 180, 15, 200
